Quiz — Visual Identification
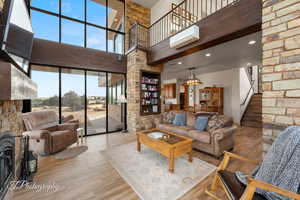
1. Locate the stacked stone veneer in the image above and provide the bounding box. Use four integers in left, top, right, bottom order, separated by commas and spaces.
125, 1, 163, 132
0, 100, 24, 177
262, 0, 300, 153
127, 50, 162, 132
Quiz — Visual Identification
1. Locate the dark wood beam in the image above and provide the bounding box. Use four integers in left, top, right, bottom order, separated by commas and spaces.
31, 39, 127, 74
147, 0, 262, 65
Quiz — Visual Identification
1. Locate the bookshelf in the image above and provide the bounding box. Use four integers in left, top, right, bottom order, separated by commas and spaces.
140, 71, 161, 116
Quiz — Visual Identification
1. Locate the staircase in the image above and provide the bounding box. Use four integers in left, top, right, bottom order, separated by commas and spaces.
241, 93, 262, 128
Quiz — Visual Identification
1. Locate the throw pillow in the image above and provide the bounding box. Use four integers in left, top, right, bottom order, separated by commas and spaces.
207, 115, 233, 133
194, 117, 209, 131
173, 113, 186, 126
186, 112, 196, 127
162, 112, 175, 124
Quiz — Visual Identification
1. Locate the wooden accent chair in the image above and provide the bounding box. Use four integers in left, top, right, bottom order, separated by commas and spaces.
205, 151, 300, 200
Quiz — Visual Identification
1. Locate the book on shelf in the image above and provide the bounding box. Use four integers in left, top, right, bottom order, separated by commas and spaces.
153, 105, 158, 113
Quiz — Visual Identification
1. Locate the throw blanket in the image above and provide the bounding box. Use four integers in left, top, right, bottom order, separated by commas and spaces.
236, 126, 300, 200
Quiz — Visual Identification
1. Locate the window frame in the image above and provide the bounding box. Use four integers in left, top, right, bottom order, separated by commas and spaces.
30, 64, 126, 136
30, 0, 125, 53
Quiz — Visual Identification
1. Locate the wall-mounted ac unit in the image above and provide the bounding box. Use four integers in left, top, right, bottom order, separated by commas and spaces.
170, 25, 200, 49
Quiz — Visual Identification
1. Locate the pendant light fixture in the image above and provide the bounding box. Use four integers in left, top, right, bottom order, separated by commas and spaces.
186, 67, 202, 86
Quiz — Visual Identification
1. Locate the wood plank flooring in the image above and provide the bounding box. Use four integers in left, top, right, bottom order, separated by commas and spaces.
10, 127, 263, 200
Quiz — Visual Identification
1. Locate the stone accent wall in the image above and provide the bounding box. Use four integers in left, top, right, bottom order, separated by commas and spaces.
262, 0, 300, 153
127, 50, 162, 132
0, 100, 24, 177
125, 0, 150, 51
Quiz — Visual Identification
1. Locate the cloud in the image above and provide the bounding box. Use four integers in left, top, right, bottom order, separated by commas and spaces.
87, 35, 106, 49
62, 2, 72, 13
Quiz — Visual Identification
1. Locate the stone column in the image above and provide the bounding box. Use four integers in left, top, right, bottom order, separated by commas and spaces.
262, 0, 300, 154
127, 50, 162, 133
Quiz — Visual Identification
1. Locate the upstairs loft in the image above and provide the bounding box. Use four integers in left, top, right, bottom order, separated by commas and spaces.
127, 0, 262, 65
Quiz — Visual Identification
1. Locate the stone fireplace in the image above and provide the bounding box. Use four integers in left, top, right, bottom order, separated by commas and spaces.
0, 62, 37, 200
0, 101, 25, 200
0, 132, 15, 200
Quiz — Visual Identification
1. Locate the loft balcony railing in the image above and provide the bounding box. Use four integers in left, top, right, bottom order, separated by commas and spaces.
128, 0, 239, 51
128, 23, 149, 51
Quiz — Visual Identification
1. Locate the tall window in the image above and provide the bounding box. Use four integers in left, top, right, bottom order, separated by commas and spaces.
31, 65, 59, 115
31, 65, 126, 135
31, 0, 125, 54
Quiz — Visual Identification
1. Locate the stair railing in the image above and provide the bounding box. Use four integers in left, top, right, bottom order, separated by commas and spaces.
241, 80, 255, 106
240, 66, 256, 121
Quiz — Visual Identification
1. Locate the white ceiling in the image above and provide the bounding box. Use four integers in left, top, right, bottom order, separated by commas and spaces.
163, 31, 262, 80
131, 0, 160, 8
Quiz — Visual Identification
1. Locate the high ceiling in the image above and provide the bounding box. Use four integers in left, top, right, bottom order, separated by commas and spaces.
131, 0, 160, 8
163, 31, 262, 80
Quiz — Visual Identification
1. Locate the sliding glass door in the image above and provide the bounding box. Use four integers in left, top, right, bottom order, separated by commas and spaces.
86, 71, 107, 135
61, 69, 85, 129
30, 65, 125, 136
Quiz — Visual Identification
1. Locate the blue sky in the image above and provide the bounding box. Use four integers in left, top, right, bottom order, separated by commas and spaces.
31, 0, 114, 98
31, 0, 108, 50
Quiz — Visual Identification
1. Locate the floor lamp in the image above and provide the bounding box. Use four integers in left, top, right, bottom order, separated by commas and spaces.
118, 95, 128, 133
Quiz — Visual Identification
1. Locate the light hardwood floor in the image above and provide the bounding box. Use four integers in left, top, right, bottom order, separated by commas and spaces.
11, 127, 262, 200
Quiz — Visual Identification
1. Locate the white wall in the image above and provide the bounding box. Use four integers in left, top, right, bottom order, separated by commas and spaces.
194, 68, 241, 123
151, 0, 182, 24
151, 0, 236, 24
161, 67, 242, 123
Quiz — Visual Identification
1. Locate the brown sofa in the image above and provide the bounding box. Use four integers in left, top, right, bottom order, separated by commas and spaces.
154, 111, 237, 157
22, 111, 79, 155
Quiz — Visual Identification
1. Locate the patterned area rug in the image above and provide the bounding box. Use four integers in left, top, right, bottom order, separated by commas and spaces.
103, 142, 216, 200
54, 146, 88, 160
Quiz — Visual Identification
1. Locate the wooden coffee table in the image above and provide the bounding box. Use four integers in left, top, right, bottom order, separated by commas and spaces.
136, 128, 193, 173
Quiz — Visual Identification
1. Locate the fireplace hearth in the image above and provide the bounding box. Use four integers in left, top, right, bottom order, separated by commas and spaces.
0, 132, 15, 200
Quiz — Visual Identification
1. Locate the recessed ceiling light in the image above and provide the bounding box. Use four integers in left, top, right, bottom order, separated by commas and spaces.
248, 40, 256, 45
178, 61, 182, 65
205, 53, 211, 57
247, 63, 252, 66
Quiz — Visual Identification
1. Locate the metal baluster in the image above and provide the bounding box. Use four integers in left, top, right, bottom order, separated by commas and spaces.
215, 0, 217, 12
201, 0, 202, 19
196, 0, 198, 21
210, 0, 212, 15
167, 14, 169, 38
160, 21, 162, 43
184, 3, 186, 28
164, 18, 166, 41
205, 0, 207, 17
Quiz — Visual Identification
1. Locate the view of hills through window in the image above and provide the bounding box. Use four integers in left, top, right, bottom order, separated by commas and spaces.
30, 0, 125, 134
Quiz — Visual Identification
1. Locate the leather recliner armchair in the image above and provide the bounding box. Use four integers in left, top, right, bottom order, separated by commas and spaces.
22, 111, 79, 155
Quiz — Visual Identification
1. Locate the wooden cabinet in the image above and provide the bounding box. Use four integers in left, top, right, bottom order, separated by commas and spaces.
164, 84, 176, 98
199, 87, 224, 114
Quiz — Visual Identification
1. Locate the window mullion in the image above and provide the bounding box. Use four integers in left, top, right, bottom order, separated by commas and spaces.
84, 0, 87, 48
59, 0, 62, 43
